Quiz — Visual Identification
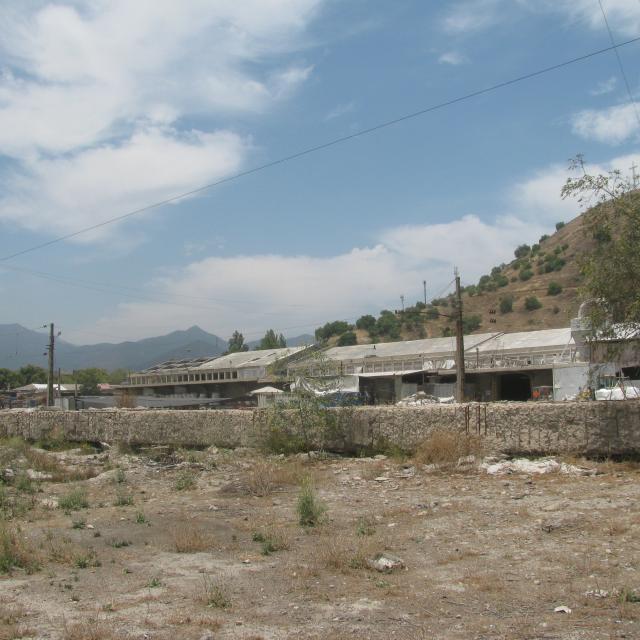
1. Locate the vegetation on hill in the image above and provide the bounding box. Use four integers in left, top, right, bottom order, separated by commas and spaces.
314, 211, 591, 345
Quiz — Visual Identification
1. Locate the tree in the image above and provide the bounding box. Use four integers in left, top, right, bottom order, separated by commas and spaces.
337, 331, 357, 346
315, 321, 352, 342
562, 155, 640, 336
519, 269, 533, 281
524, 296, 542, 311
227, 330, 248, 354
376, 310, 401, 340
107, 369, 129, 385
462, 315, 482, 333
259, 329, 286, 350
0, 368, 19, 391
514, 244, 531, 259
355, 315, 376, 332
75, 368, 108, 395
17, 364, 47, 385
555, 221, 565, 230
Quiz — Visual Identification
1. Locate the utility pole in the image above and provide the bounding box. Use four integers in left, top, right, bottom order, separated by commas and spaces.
47, 323, 55, 407
400, 295, 405, 312
423, 280, 427, 306
454, 269, 465, 403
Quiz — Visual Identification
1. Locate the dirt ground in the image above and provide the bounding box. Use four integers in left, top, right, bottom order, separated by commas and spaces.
0, 437, 639, 640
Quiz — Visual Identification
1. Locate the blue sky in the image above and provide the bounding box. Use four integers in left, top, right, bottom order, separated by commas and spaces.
0, 0, 639, 345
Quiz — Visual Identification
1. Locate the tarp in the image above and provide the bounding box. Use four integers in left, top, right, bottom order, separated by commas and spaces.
291, 375, 360, 396
595, 386, 640, 400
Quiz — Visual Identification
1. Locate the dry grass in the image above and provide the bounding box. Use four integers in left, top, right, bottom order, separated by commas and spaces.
164, 612, 223, 629
607, 520, 629, 536
197, 574, 231, 609
413, 429, 483, 467
463, 571, 506, 593
0, 601, 32, 640
315, 533, 378, 573
240, 458, 306, 496
170, 523, 212, 553
24, 448, 97, 482
0, 525, 39, 574
62, 618, 127, 640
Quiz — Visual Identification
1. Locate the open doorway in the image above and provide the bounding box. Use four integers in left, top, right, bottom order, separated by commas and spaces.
500, 373, 531, 401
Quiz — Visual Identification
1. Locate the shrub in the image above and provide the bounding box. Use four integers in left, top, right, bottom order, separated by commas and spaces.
462, 315, 481, 333
493, 274, 509, 288
171, 525, 211, 553
524, 296, 542, 311
0, 525, 39, 574
355, 315, 376, 332
514, 244, 530, 258
58, 488, 89, 512
555, 221, 565, 230
499, 296, 513, 314
547, 282, 563, 296
539, 234, 550, 243
414, 430, 483, 467
296, 479, 325, 527
174, 469, 197, 491
519, 269, 533, 281
424, 306, 439, 319
113, 490, 134, 506
199, 574, 230, 609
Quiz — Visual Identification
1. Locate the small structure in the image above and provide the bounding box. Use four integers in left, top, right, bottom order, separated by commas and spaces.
249, 386, 284, 408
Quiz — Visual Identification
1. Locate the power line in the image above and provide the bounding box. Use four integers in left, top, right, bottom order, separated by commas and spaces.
597, 1, 640, 130
1, 36, 640, 263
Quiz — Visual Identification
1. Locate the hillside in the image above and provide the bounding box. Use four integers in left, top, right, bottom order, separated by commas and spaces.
319, 212, 590, 346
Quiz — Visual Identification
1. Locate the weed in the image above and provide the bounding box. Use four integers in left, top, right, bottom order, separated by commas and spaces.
0, 525, 39, 574
14, 473, 36, 494
296, 478, 325, 527
413, 430, 483, 467
135, 511, 147, 524
113, 490, 134, 507
174, 469, 197, 491
58, 488, 89, 512
74, 549, 99, 569
71, 519, 86, 530
619, 587, 640, 603
109, 540, 131, 549
356, 517, 376, 537
251, 528, 290, 556
114, 468, 126, 484
199, 574, 231, 609
170, 524, 211, 553
147, 577, 161, 588
62, 618, 117, 640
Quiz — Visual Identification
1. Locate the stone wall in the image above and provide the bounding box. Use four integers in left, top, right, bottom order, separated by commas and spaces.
0, 401, 639, 456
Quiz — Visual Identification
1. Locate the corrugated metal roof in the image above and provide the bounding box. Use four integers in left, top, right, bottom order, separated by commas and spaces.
194, 346, 305, 370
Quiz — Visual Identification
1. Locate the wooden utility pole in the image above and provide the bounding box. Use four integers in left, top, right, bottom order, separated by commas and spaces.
47, 323, 55, 407
423, 280, 427, 306
454, 270, 465, 403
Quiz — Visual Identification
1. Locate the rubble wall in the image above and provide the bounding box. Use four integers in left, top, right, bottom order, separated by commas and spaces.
0, 401, 639, 456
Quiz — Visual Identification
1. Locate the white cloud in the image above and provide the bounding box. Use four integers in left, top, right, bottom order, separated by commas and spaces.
550, 0, 640, 38
438, 51, 468, 65
0, 127, 247, 238
591, 76, 617, 96
0, 0, 323, 237
324, 101, 356, 121
572, 103, 640, 144
84, 158, 593, 342
441, 0, 504, 34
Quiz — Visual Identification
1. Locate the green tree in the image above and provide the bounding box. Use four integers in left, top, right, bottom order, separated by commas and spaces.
226, 330, 248, 354
376, 310, 401, 340
107, 369, 129, 385
337, 331, 357, 346
315, 321, 352, 342
562, 156, 640, 334
514, 244, 531, 259
355, 315, 376, 332
0, 368, 19, 391
258, 329, 286, 350
76, 368, 108, 395
462, 315, 482, 333
519, 268, 533, 281
555, 221, 565, 230
17, 364, 47, 385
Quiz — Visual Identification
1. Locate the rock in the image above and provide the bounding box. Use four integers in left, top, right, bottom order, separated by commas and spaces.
553, 605, 572, 614
1, 468, 15, 481
541, 514, 580, 533
374, 476, 390, 482
199, 632, 215, 640
367, 553, 404, 573
26, 469, 53, 480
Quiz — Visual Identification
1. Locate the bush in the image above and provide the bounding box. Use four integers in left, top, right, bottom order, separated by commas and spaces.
296, 479, 325, 527
337, 331, 357, 346
315, 320, 352, 342
555, 221, 565, 230
514, 244, 531, 258
499, 296, 513, 314
524, 296, 542, 311
519, 269, 533, 281
494, 274, 508, 288
174, 469, 197, 491
0, 525, 39, 574
539, 234, 550, 243
547, 282, 563, 296
462, 315, 481, 333
376, 311, 400, 340
414, 430, 483, 467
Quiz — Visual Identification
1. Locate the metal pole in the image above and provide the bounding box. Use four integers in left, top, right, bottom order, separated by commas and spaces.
47, 323, 54, 407
423, 280, 427, 305
454, 271, 465, 403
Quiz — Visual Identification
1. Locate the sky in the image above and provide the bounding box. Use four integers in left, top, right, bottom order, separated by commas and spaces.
0, 0, 639, 347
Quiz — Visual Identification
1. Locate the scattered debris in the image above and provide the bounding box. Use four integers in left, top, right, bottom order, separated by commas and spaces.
482, 458, 597, 476
367, 553, 405, 573
584, 589, 609, 599
554, 605, 572, 614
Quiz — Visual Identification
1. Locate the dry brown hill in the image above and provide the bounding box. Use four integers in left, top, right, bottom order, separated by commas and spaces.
321, 212, 592, 346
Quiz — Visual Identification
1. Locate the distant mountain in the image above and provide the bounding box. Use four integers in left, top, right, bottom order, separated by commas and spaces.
0, 325, 226, 371
0, 325, 317, 372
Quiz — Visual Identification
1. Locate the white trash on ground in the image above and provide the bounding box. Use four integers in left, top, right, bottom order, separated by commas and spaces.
481, 458, 597, 476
